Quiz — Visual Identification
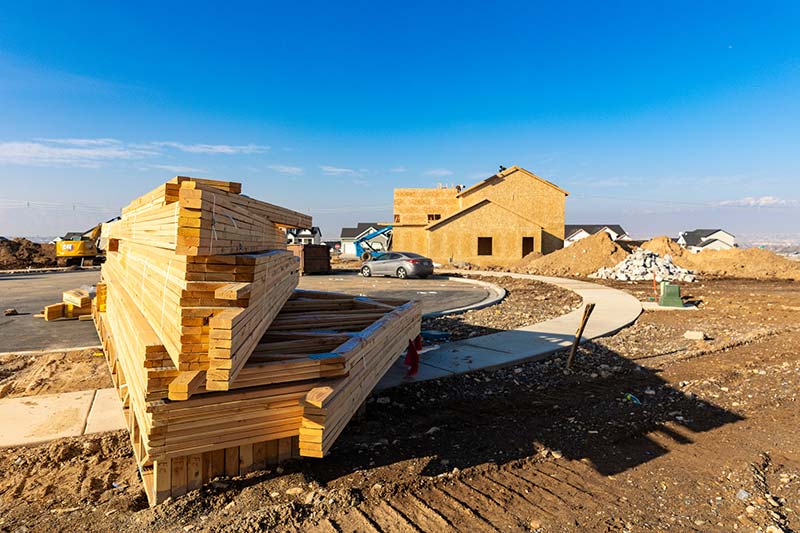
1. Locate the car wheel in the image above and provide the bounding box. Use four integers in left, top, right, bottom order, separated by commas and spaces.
396, 267, 408, 279
361, 265, 371, 277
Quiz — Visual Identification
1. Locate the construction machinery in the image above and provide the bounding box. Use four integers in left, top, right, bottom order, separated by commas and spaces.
55, 222, 108, 266
354, 225, 393, 261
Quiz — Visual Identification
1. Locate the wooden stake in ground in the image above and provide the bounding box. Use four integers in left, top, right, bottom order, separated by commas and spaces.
566, 303, 595, 369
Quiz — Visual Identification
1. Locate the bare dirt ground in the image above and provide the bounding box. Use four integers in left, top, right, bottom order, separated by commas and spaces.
423, 275, 582, 341
1, 279, 798, 532
0, 348, 111, 399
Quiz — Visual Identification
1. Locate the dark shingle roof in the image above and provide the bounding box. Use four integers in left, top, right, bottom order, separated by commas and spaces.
680, 229, 732, 247
340, 222, 385, 239
565, 224, 628, 240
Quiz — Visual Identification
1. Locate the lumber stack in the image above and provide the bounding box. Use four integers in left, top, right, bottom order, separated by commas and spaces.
287, 244, 331, 275
39, 287, 94, 321
94, 177, 422, 506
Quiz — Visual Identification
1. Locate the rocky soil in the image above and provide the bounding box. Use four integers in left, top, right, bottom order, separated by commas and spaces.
1, 279, 798, 532
591, 248, 696, 282
422, 275, 582, 341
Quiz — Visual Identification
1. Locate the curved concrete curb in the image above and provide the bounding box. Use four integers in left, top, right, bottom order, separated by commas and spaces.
377, 271, 642, 389
422, 276, 506, 318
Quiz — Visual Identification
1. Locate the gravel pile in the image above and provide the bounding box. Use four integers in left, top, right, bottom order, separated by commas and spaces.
590, 249, 696, 282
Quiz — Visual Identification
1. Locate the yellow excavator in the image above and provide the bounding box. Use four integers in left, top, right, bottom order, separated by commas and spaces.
55, 223, 106, 266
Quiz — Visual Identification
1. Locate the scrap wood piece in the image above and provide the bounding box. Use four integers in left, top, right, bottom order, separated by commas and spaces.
62, 288, 91, 307
566, 303, 596, 369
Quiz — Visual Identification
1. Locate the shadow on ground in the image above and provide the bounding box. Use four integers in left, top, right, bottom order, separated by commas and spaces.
209, 317, 744, 498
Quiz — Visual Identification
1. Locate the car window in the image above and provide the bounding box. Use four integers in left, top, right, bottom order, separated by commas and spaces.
385, 253, 401, 260
402, 252, 424, 258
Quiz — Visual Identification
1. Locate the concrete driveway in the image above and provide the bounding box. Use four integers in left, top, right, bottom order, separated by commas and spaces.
0, 269, 490, 353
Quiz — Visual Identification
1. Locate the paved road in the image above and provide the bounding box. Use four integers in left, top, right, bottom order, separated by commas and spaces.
0, 270, 102, 353
0, 269, 489, 353
297, 271, 490, 315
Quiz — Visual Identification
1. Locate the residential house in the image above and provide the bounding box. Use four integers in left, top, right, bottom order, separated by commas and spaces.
677, 229, 736, 252
392, 166, 568, 267
286, 226, 322, 245
340, 222, 390, 257
564, 224, 631, 247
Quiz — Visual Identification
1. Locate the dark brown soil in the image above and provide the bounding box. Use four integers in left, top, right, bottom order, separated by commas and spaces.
0, 238, 57, 270
1, 279, 798, 532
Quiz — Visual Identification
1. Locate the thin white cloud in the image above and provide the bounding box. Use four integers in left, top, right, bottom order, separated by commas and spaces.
320, 165, 358, 176
425, 168, 454, 177
715, 196, 800, 208
35, 137, 123, 147
151, 141, 269, 154
389, 167, 407, 173
0, 139, 152, 167
148, 164, 207, 174
352, 178, 370, 187
268, 164, 304, 176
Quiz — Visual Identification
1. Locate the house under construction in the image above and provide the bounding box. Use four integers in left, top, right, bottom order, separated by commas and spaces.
391, 166, 569, 267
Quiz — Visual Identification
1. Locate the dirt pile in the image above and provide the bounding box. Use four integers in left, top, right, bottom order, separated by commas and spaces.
0, 238, 57, 269
678, 247, 800, 280
642, 235, 800, 280
641, 236, 684, 257
514, 231, 629, 277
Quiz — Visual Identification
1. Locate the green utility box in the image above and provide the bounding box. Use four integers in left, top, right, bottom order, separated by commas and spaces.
659, 282, 684, 308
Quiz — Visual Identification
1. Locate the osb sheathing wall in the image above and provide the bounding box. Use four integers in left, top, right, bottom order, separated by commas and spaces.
391, 167, 568, 267
458, 168, 566, 255
392, 226, 428, 254
393, 188, 460, 225
426, 202, 544, 266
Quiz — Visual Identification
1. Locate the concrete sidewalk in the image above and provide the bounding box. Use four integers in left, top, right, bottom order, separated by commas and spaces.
377, 271, 643, 387
0, 388, 125, 447
0, 272, 641, 447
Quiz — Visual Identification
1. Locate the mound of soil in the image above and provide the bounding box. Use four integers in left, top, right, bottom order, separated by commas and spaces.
642, 235, 800, 280
0, 238, 57, 269
679, 247, 800, 280
641, 235, 684, 257
514, 231, 629, 277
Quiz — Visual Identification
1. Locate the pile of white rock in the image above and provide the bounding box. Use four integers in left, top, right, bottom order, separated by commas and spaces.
590, 249, 697, 282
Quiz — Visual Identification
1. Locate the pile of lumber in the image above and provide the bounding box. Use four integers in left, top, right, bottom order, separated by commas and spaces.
38, 287, 95, 321
94, 177, 421, 505
287, 244, 331, 275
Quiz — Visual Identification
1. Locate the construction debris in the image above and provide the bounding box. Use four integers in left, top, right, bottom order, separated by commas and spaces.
93, 177, 421, 505
590, 249, 697, 282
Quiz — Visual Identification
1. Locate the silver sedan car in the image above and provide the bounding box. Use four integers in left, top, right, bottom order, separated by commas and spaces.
360, 252, 434, 279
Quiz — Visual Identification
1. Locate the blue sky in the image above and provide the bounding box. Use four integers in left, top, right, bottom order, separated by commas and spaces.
1, 1, 799, 242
